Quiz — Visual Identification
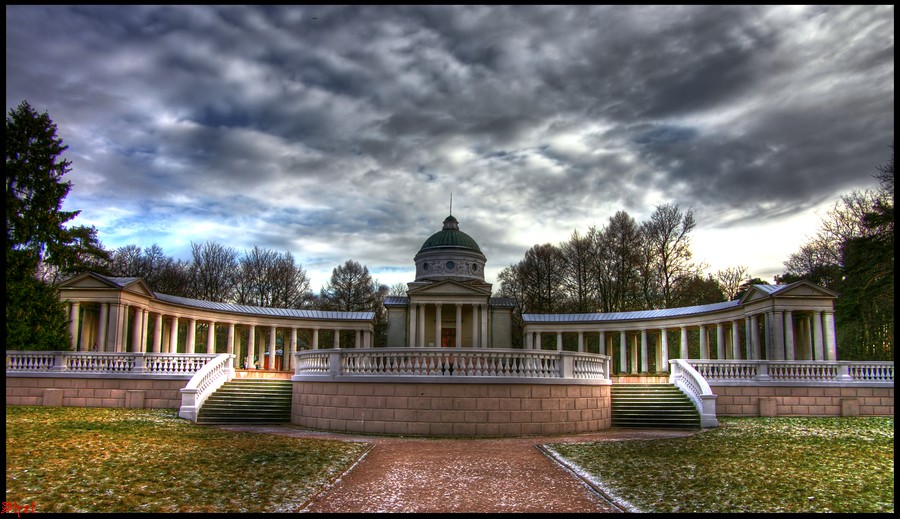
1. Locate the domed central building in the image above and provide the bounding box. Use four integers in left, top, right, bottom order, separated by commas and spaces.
384, 214, 515, 348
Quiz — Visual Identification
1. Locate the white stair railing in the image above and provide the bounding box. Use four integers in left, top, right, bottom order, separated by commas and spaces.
178, 354, 235, 422
669, 359, 718, 428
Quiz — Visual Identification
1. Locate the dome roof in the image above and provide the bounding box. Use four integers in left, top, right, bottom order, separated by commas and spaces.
418, 215, 482, 253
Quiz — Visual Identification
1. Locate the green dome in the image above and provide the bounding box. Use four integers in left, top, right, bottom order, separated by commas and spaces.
418, 215, 482, 253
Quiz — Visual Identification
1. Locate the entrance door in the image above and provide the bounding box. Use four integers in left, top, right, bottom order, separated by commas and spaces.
441, 328, 456, 348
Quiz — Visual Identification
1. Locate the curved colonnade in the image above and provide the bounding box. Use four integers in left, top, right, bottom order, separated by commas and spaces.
522, 280, 840, 374
59, 273, 375, 372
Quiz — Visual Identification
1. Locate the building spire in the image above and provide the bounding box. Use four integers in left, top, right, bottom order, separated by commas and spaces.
449, 193, 453, 216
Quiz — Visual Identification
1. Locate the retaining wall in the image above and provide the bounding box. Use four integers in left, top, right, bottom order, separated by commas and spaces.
292, 380, 612, 437
6, 376, 188, 409
712, 385, 893, 417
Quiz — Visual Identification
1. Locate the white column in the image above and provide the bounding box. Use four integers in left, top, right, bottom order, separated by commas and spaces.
207, 321, 216, 354
69, 302, 81, 351
139, 309, 149, 353
784, 310, 795, 361
630, 334, 638, 374
812, 312, 824, 361
716, 323, 725, 360
364, 329, 372, 348
578, 331, 584, 353
152, 314, 163, 353
117, 304, 129, 352
772, 311, 785, 360
640, 329, 649, 372
289, 328, 298, 370
355, 329, 361, 348
131, 307, 144, 353
227, 323, 236, 368
257, 330, 265, 368
556, 332, 563, 351
435, 303, 442, 348
750, 315, 761, 360
455, 304, 462, 348
169, 316, 179, 354
472, 305, 479, 348
744, 317, 752, 360
246, 325, 256, 368
418, 304, 426, 348
312, 328, 319, 350
97, 303, 109, 352
536, 331, 542, 350
598, 331, 606, 355
823, 311, 837, 361
268, 326, 277, 370
660, 329, 669, 373
619, 332, 627, 373
699, 326, 708, 359
481, 304, 488, 348
333, 329, 340, 349
408, 303, 417, 347
106, 303, 121, 352
731, 321, 741, 360
186, 318, 197, 354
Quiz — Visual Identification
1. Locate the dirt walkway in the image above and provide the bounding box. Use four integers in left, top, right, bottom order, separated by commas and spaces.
219, 425, 696, 513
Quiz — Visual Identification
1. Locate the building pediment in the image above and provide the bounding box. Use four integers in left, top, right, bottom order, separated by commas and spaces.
407, 279, 492, 298
59, 272, 156, 298
739, 280, 838, 305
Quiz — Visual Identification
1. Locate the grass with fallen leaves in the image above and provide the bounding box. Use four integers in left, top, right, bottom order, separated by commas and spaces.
548, 416, 894, 513
5, 406, 369, 513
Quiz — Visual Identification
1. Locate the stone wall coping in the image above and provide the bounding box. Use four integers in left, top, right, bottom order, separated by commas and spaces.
292, 374, 611, 385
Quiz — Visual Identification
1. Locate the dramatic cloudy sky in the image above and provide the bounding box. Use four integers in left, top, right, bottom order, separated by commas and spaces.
6, 5, 894, 292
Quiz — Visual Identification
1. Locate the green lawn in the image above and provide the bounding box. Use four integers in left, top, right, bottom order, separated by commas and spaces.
5, 406, 370, 513
548, 416, 894, 513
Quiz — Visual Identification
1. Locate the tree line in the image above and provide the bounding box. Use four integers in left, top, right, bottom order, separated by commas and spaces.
497, 204, 762, 347
777, 146, 893, 360
6, 100, 893, 359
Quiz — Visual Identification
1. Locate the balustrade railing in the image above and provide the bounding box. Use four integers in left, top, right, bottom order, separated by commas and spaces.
669, 359, 718, 428
179, 353, 235, 422
294, 348, 610, 380
6, 351, 218, 376
687, 360, 894, 385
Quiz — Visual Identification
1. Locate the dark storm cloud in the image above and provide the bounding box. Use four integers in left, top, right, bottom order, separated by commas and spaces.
6, 5, 893, 287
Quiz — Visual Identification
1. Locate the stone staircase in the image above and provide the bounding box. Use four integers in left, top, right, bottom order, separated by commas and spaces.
196, 379, 292, 425
611, 383, 700, 429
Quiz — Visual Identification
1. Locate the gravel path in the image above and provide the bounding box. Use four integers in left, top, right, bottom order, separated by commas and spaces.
217, 425, 696, 513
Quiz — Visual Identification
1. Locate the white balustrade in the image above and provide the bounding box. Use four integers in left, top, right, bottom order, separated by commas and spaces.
5, 351, 218, 376
294, 348, 610, 380
687, 360, 894, 385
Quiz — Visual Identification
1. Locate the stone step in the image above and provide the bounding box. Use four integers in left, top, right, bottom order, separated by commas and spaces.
197, 379, 294, 425
610, 383, 700, 429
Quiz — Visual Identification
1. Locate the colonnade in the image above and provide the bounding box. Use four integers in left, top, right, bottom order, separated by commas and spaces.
406, 301, 490, 348
523, 308, 839, 374
65, 300, 373, 371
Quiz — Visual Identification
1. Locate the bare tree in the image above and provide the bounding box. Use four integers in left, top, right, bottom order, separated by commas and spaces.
319, 259, 376, 312
235, 245, 312, 308
597, 211, 644, 312
559, 229, 596, 312
715, 265, 749, 300
388, 282, 408, 296
522, 243, 568, 313
642, 203, 702, 308
190, 241, 239, 302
